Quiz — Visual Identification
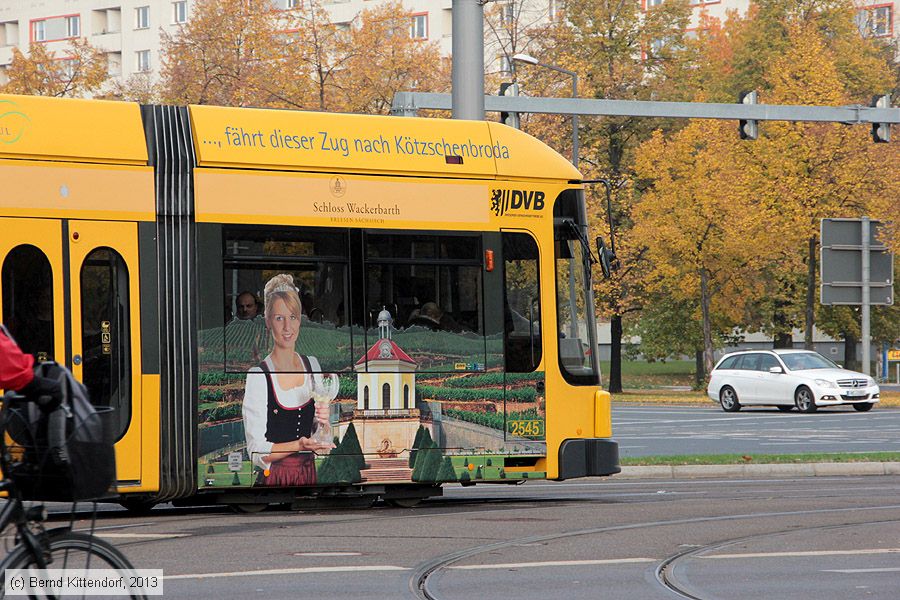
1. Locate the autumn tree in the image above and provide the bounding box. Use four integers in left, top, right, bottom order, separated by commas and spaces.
337, 1, 449, 115
519, 0, 695, 392
279, 0, 350, 111
158, 0, 291, 107
747, 21, 895, 349
2, 39, 108, 98
633, 119, 782, 376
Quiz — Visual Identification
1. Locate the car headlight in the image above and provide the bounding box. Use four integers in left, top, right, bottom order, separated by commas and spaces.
814, 379, 837, 388
867, 377, 876, 387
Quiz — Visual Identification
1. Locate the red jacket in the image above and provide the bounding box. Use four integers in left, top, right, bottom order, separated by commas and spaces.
0, 330, 34, 391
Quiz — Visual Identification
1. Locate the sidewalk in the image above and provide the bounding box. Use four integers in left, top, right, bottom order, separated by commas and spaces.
615, 461, 900, 479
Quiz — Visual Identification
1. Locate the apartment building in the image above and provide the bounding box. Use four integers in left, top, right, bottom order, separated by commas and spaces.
0, 0, 894, 86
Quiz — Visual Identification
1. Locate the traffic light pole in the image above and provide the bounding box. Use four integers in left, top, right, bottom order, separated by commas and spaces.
392, 92, 900, 127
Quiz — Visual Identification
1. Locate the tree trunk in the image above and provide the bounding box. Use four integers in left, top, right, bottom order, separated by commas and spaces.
773, 300, 793, 348
608, 314, 623, 393
805, 236, 816, 349
843, 331, 858, 372
699, 267, 715, 380
695, 350, 705, 391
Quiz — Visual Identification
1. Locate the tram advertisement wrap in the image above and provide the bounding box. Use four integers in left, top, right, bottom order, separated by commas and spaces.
197, 295, 547, 489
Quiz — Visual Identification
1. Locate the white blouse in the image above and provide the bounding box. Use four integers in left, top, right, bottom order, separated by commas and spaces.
242, 354, 322, 469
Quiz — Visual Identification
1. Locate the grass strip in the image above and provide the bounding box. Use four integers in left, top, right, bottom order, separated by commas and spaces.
620, 451, 900, 466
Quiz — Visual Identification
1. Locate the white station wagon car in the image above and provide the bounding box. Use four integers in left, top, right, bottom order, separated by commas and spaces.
707, 349, 880, 413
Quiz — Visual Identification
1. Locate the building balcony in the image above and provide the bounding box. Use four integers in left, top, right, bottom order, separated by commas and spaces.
90, 31, 121, 51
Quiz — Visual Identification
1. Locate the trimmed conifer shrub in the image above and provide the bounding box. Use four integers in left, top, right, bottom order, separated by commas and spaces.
409, 426, 425, 467
436, 457, 457, 482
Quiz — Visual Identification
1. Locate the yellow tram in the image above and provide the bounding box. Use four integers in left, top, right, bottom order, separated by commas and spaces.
0, 94, 618, 510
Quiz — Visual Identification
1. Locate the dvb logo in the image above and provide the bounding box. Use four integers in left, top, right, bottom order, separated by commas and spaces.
490, 189, 545, 217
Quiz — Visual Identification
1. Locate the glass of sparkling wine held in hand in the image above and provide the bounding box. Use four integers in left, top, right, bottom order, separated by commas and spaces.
312, 373, 339, 447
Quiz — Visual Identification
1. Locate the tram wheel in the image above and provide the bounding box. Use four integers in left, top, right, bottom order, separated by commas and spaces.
119, 497, 158, 515
384, 498, 422, 508
232, 503, 269, 514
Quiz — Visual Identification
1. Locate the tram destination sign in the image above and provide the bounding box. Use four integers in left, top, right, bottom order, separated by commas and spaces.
820, 218, 894, 305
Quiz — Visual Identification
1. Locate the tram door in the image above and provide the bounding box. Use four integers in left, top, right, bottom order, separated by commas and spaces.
0, 219, 65, 364
1, 218, 142, 484
67, 221, 142, 484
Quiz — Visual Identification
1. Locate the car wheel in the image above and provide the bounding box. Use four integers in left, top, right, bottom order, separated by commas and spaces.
776, 405, 793, 412
852, 403, 874, 412
719, 386, 741, 412
795, 386, 817, 413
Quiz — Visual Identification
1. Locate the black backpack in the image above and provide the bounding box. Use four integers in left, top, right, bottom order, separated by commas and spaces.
6, 362, 117, 501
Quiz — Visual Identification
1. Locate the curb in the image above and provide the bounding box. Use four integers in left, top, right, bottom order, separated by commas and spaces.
614, 461, 900, 479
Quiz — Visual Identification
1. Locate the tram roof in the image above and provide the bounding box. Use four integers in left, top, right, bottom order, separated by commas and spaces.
0, 94, 148, 165
189, 104, 581, 182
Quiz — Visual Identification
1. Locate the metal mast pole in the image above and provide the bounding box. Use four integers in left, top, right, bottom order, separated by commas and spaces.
452, 0, 485, 120
861, 216, 871, 375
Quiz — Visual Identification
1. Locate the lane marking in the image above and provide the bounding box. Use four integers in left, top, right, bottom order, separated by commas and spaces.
97, 533, 191, 539
450, 558, 656, 570
166, 566, 409, 580
708, 548, 900, 559
822, 567, 900, 574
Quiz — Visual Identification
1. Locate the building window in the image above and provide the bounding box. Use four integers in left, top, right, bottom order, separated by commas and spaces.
32, 20, 45, 42
60, 58, 75, 79
136, 50, 151, 72
287, 0, 300, 8
646, 0, 665, 7
172, 1, 187, 24
499, 2, 515, 25
410, 14, 427, 39
31, 15, 82, 43
135, 6, 150, 30
106, 51, 122, 77
856, 5, 893, 37
66, 15, 80, 38
0, 21, 19, 47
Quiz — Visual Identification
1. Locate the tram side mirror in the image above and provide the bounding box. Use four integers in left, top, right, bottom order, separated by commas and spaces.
595, 236, 614, 279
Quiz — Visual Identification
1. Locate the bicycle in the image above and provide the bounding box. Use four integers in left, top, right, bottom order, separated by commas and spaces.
0, 390, 146, 599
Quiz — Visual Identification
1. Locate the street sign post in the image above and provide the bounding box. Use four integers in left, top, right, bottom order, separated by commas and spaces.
821, 217, 895, 375
821, 219, 894, 305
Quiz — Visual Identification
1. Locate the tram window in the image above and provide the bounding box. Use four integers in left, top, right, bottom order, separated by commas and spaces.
362, 232, 485, 372
553, 190, 600, 385
223, 227, 351, 373
503, 233, 542, 372
2, 245, 54, 362
80, 248, 131, 439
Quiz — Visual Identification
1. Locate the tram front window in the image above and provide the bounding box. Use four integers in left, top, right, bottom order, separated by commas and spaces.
554, 190, 600, 385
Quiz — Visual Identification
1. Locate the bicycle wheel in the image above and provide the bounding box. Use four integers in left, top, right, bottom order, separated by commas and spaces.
1, 530, 146, 599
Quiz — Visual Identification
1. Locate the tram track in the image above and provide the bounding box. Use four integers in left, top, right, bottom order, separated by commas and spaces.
409, 504, 900, 600
655, 519, 900, 599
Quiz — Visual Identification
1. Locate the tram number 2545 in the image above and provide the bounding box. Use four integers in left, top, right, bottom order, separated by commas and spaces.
508, 420, 544, 438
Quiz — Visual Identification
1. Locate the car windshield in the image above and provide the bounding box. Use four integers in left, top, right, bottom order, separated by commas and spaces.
779, 352, 838, 371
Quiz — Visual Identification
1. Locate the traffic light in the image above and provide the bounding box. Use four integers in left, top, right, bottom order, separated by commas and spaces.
871, 94, 891, 143
499, 82, 520, 129
738, 90, 758, 140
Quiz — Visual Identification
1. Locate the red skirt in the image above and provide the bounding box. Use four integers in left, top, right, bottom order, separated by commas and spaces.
256, 453, 316, 487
